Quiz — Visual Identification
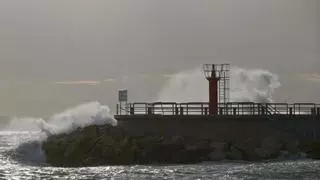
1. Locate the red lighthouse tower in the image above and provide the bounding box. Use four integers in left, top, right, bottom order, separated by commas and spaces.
203, 64, 230, 115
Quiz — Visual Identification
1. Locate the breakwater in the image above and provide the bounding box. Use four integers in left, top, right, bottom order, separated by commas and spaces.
116, 115, 320, 140
42, 115, 320, 167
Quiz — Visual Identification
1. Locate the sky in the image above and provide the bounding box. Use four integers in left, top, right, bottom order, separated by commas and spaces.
0, 0, 318, 116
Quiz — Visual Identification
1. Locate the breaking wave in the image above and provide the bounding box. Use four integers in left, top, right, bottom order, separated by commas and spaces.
157, 66, 281, 103
2, 102, 117, 165
4, 101, 117, 136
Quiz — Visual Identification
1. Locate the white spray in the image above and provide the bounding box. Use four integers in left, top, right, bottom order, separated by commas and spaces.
37, 101, 117, 135
157, 66, 281, 103
3, 101, 117, 164
4, 101, 117, 135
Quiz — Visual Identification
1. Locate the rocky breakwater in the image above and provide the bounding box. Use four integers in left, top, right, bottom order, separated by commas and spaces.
42, 123, 315, 167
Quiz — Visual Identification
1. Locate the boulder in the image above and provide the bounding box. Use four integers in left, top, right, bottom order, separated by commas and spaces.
281, 139, 300, 154
42, 122, 308, 167
254, 148, 270, 159
185, 138, 210, 151
210, 142, 226, 150
226, 144, 244, 160
232, 139, 260, 161
207, 142, 226, 161
99, 135, 115, 147
208, 149, 226, 161
257, 137, 283, 159
308, 141, 320, 159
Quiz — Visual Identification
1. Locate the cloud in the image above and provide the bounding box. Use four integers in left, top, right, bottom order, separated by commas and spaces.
161, 74, 175, 78
55, 81, 100, 85
300, 73, 320, 83
103, 78, 117, 82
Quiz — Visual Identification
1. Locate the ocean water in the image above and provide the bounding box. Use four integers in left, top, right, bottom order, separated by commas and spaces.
0, 131, 319, 180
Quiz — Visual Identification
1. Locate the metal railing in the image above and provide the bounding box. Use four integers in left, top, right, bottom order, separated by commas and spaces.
116, 102, 320, 116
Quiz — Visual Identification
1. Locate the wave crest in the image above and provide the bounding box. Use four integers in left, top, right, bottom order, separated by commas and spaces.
157, 66, 281, 103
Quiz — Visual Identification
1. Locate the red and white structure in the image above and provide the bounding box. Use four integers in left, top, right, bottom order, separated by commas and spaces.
203, 64, 230, 115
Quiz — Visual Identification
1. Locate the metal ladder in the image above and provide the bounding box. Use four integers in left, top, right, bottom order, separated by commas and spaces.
258, 104, 307, 140
218, 78, 225, 103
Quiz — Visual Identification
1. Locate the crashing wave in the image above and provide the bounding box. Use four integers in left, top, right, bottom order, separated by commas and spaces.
156, 66, 281, 103
3, 102, 117, 165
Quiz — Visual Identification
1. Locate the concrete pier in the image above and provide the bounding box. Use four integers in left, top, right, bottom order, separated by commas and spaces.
115, 114, 320, 141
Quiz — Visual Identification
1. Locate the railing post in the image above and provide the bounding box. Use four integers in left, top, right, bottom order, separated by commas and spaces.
148, 107, 152, 115
317, 108, 320, 117
289, 107, 293, 115
225, 104, 228, 115
180, 107, 184, 115
265, 104, 268, 115
201, 104, 203, 115
219, 107, 223, 115
130, 107, 134, 115
233, 108, 237, 115
131, 104, 134, 115
186, 104, 189, 115
175, 107, 179, 115
252, 104, 255, 115
204, 108, 208, 115
261, 107, 265, 115
116, 104, 119, 115
145, 103, 148, 115
311, 108, 316, 116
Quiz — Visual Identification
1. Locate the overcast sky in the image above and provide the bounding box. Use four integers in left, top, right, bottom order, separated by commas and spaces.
0, 0, 318, 116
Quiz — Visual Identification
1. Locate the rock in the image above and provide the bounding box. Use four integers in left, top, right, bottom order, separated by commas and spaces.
308, 141, 320, 159
246, 137, 283, 160
83, 157, 94, 166
282, 139, 300, 153
208, 149, 226, 161
258, 137, 282, 159
261, 137, 282, 150
299, 152, 307, 158
185, 139, 209, 151
63, 140, 80, 158
207, 142, 226, 161
185, 144, 198, 151
254, 148, 270, 159
233, 139, 260, 161
280, 150, 290, 157
210, 142, 226, 150
226, 144, 244, 160
82, 125, 99, 140
100, 135, 115, 147
42, 122, 307, 167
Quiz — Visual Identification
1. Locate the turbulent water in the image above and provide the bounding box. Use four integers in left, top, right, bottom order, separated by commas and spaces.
0, 66, 319, 179
157, 66, 281, 103
0, 131, 320, 180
